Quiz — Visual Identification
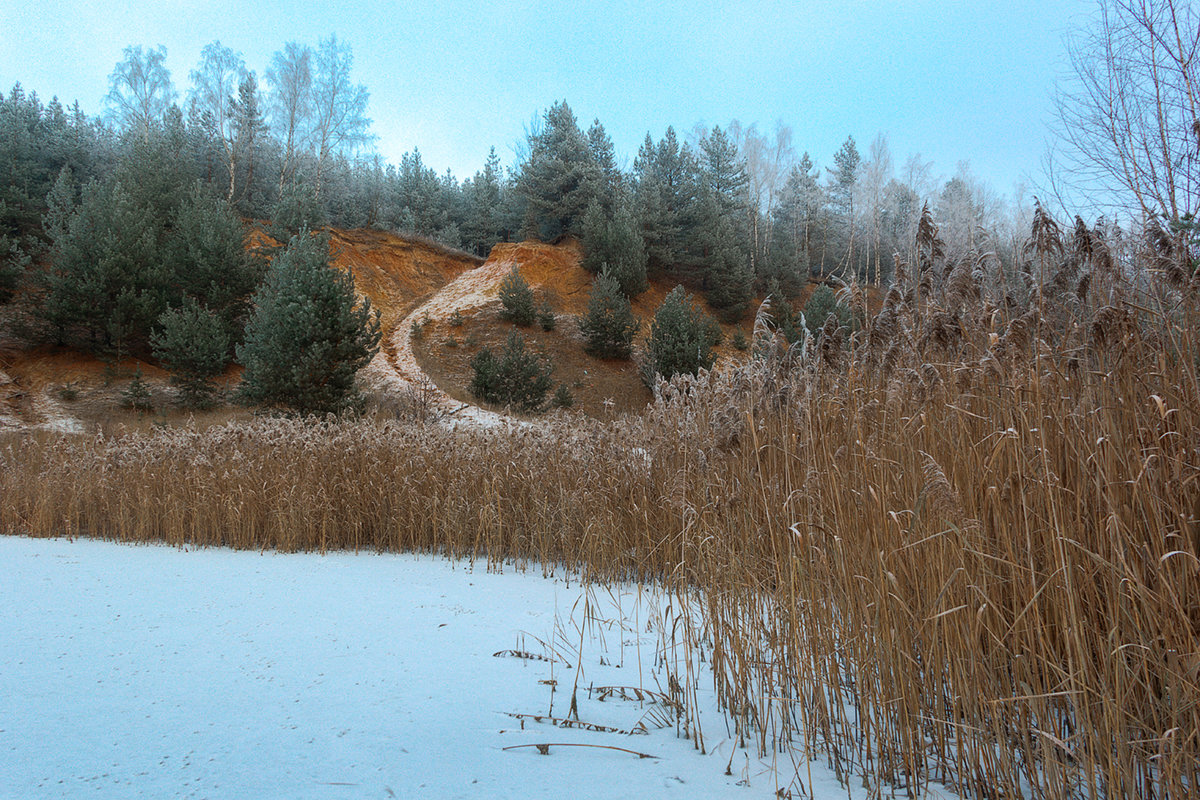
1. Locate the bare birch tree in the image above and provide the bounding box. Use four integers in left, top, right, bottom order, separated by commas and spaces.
105, 45, 177, 142
1055, 0, 1200, 223
859, 133, 893, 283
188, 41, 248, 202
734, 121, 795, 271
310, 35, 373, 201
265, 42, 313, 193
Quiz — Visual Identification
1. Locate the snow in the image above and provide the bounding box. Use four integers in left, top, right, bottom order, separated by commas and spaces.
0, 536, 899, 799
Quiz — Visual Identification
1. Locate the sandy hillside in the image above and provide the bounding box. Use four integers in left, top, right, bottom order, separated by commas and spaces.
325, 228, 483, 332
2, 226, 882, 430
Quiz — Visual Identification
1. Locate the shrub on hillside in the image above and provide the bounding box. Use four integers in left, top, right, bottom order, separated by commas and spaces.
537, 297, 556, 331
648, 285, 718, 381
498, 265, 536, 327
775, 297, 807, 345
579, 269, 639, 360
581, 197, 648, 297
120, 367, 153, 412
552, 383, 574, 409
803, 285, 852, 336
150, 300, 230, 408
469, 330, 554, 411
236, 231, 381, 415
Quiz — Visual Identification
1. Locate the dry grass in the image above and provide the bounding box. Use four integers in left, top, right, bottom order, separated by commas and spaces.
1, 216, 1197, 799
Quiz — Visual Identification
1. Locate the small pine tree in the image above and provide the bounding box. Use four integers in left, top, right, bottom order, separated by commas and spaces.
469, 330, 554, 411
236, 231, 381, 415
165, 187, 263, 343
552, 383, 574, 409
777, 301, 807, 346
121, 367, 154, 412
579, 269, 639, 360
606, 200, 648, 297
649, 285, 717, 380
498, 265, 536, 327
581, 196, 648, 297
537, 297, 556, 331
150, 301, 230, 408
802, 285, 852, 336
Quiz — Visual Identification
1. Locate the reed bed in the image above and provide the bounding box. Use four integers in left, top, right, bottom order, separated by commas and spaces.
2, 209, 1197, 799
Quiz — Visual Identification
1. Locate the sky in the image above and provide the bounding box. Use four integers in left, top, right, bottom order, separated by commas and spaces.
0, 0, 1094, 199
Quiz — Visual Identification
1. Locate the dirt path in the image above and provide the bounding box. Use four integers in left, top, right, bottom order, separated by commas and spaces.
360, 254, 524, 428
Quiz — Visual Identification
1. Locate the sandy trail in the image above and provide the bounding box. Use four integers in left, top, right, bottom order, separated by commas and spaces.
360, 239, 587, 428
360, 251, 522, 427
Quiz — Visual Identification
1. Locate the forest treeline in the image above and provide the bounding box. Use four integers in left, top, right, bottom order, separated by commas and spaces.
1, 36, 1034, 339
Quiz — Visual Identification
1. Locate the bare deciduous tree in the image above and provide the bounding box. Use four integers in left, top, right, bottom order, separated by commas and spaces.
1054, 0, 1200, 224
310, 35, 373, 201
104, 45, 176, 142
859, 133, 894, 283
265, 42, 313, 193
189, 41, 248, 202
733, 121, 795, 270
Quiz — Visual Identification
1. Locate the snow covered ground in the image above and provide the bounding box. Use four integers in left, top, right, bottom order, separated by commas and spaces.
0, 536, 882, 799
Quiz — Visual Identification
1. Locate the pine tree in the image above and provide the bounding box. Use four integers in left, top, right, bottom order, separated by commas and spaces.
516, 101, 598, 240
120, 367, 154, 412
764, 280, 806, 345
236, 231, 381, 415
829, 135, 861, 275
696, 126, 753, 320
230, 73, 271, 217
537, 296, 556, 331
498, 265, 536, 326
271, 182, 326, 240
649, 285, 717, 380
698, 189, 753, 322
633, 127, 700, 280
606, 198, 648, 296
580, 269, 640, 360
585, 119, 619, 212
802, 285, 852, 336
469, 330, 554, 411
150, 300, 230, 407
698, 125, 749, 220
166, 186, 262, 342
0, 234, 27, 303
1, 86, 98, 305
581, 193, 648, 297
42, 178, 166, 353
770, 155, 822, 291
462, 147, 503, 256
581, 199, 609, 274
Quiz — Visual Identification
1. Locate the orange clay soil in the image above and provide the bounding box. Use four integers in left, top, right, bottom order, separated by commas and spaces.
325, 228, 483, 337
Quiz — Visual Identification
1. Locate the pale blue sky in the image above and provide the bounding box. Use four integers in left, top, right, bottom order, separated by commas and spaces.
1, 0, 1091, 197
